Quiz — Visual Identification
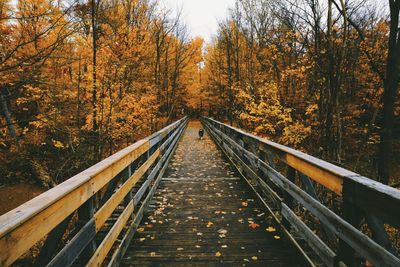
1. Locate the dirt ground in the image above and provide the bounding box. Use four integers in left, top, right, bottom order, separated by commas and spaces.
0, 183, 44, 216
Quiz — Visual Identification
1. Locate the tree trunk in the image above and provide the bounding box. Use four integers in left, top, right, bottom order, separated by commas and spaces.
378, 0, 400, 185
0, 90, 19, 143
91, 0, 99, 161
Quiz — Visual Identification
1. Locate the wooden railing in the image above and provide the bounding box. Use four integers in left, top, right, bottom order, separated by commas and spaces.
203, 117, 400, 267
0, 117, 187, 267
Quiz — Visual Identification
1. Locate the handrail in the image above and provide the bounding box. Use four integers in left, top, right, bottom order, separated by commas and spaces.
0, 117, 187, 267
202, 116, 400, 267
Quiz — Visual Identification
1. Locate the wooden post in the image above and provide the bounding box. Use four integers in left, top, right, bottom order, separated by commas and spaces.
33, 215, 73, 267
337, 199, 363, 266
282, 166, 296, 229
78, 197, 96, 262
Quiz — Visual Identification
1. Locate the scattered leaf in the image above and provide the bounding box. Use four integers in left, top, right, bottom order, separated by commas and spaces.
249, 222, 260, 229
215, 251, 222, 257
274, 235, 281, 240
137, 227, 145, 233
266, 226, 276, 232
252, 256, 258, 261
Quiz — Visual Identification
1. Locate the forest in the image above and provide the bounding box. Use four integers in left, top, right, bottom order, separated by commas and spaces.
0, 0, 399, 199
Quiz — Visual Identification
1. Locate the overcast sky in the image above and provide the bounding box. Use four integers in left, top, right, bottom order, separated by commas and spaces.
160, 0, 236, 43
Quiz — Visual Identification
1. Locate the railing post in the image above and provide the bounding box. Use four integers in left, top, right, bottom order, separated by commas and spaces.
78, 196, 96, 262
124, 165, 134, 205
337, 194, 363, 266
33, 215, 73, 266
282, 166, 296, 229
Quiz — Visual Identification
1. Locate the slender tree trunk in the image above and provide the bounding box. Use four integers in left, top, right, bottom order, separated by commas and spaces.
378, 0, 400, 184
77, 56, 82, 141
0, 91, 18, 143
91, 0, 99, 160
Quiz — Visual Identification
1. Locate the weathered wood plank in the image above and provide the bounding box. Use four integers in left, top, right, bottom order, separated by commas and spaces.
94, 150, 159, 231
88, 201, 134, 267
47, 219, 97, 267
108, 120, 186, 267
281, 203, 336, 267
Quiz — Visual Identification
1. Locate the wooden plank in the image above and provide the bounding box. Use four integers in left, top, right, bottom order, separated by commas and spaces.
286, 154, 343, 195
94, 150, 160, 231
107, 120, 186, 267
281, 203, 336, 267
47, 219, 97, 267
87, 201, 134, 267
33, 214, 73, 267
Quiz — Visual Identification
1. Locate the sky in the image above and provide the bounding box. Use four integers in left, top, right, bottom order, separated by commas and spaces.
160, 0, 236, 43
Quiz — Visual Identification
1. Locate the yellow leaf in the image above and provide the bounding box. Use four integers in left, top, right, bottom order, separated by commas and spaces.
274, 235, 281, 240
139, 238, 146, 242
52, 139, 64, 149
215, 251, 222, 257
266, 226, 276, 232
252, 256, 258, 261
137, 227, 145, 233
150, 252, 156, 256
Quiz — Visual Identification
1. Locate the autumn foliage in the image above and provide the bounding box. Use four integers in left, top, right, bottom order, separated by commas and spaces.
201, 0, 400, 183
0, 0, 202, 185
0, 0, 399, 187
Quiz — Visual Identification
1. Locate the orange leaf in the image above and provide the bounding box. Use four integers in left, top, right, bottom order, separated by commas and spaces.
249, 222, 260, 229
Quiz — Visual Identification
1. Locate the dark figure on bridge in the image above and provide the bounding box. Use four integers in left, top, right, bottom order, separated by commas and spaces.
199, 128, 204, 140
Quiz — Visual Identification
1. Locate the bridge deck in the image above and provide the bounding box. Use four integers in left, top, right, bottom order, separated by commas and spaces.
121, 121, 307, 266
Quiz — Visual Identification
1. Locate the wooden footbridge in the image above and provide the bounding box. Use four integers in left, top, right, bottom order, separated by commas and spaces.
1, 117, 399, 267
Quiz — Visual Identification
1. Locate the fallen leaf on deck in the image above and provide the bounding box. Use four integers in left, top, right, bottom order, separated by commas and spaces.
137, 227, 145, 233
242, 201, 248, 207
249, 222, 260, 229
206, 221, 214, 227
215, 251, 222, 257
150, 252, 156, 257
274, 235, 281, 240
139, 238, 146, 242
252, 256, 258, 261
177, 247, 184, 251
266, 226, 276, 232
